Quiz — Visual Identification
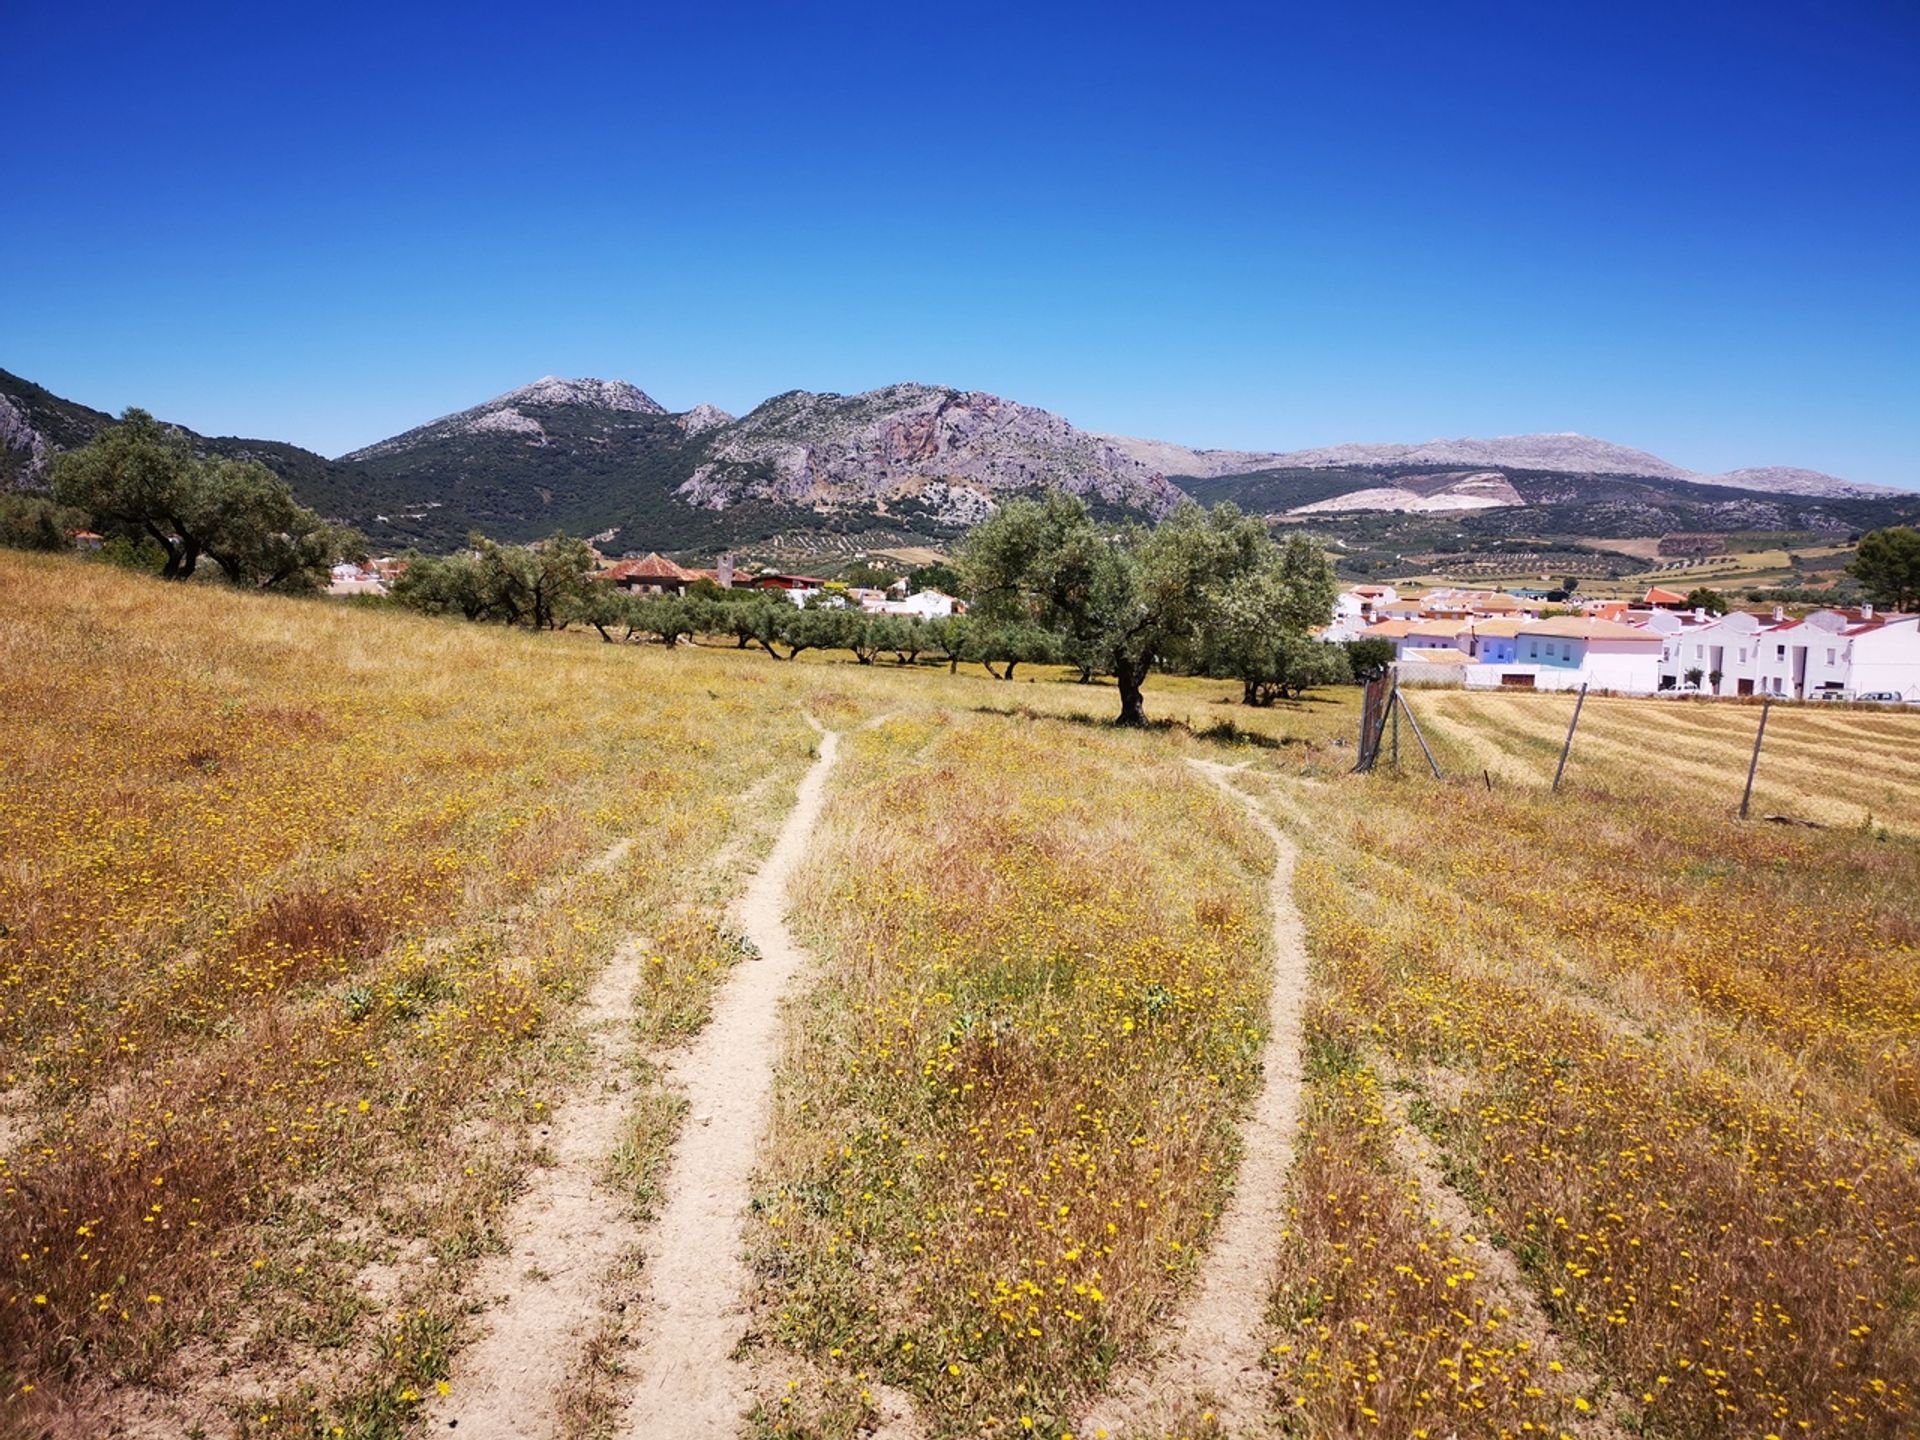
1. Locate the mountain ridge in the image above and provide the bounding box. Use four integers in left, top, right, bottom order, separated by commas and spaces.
5, 367, 1914, 566
1097, 430, 1894, 499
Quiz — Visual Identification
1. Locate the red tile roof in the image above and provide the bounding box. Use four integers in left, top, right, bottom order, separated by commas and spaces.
603, 552, 697, 582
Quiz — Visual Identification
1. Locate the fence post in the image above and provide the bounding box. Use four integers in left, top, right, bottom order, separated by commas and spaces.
1551, 683, 1588, 794
1395, 689, 1444, 780
1740, 698, 1773, 819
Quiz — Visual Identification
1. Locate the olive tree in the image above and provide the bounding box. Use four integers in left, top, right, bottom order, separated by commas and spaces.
961, 494, 1325, 724
51, 408, 357, 589
1849, 527, 1920, 612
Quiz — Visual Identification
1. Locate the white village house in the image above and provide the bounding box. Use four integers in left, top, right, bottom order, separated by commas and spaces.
1336, 582, 1919, 699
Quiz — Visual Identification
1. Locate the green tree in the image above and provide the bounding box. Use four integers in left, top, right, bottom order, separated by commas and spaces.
1203, 531, 1339, 705
1344, 637, 1396, 681
0, 493, 86, 551
926, 614, 973, 673
198, 456, 364, 590
961, 494, 1319, 724
1848, 527, 1920, 611
757, 603, 863, 661
839, 560, 903, 589
51, 408, 356, 588
392, 532, 595, 628
1683, 586, 1730, 616
908, 561, 962, 594
970, 622, 1059, 681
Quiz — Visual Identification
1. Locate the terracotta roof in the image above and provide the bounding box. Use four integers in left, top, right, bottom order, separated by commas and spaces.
1408, 619, 1467, 638
603, 552, 697, 582
1467, 618, 1528, 637
1521, 617, 1663, 642
1644, 586, 1689, 604
1402, 647, 1471, 664
1362, 620, 1422, 638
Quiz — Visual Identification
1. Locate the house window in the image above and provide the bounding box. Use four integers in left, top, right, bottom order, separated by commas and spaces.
1738, 648, 1746, 661
1827, 648, 1836, 664
1777, 645, 1786, 658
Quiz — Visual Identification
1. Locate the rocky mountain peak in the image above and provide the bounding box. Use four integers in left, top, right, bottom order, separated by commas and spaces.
678, 402, 734, 437
673, 382, 1186, 521
501, 377, 665, 413
339, 376, 666, 461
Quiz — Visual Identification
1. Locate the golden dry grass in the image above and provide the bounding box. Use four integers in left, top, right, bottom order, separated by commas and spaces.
6, 551, 1917, 1440
0, 552, 833, 1434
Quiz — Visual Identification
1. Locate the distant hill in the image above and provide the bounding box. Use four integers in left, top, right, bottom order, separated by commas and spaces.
5, 366, 1912, 565
0, 368, 385, 525
332, 378, 1184, 552
1102, 430, 1895, 499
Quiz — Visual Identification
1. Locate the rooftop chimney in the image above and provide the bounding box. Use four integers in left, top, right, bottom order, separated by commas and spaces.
1773, 604, 1785, 622
717, 553, 735, 589
1863, 603, 1874, 620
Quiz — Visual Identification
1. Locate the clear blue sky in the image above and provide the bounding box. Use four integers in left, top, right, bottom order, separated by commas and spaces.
5, 0, 1916, 484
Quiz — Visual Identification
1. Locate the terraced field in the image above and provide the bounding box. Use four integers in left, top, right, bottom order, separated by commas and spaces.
4, 551, 1915, 1440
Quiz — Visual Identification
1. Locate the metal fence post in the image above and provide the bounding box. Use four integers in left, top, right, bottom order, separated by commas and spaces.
1551, 683, 1588, 794
1740, 698, 1773, 819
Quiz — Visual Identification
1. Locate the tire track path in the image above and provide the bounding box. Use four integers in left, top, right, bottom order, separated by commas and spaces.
618, 720, 842, 1438
421, 926, 650, 1439
1079, 760, 1307, 1437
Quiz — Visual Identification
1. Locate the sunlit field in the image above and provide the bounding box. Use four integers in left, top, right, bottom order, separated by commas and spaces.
0, 552, 830, 1434
1409, 686, 1920, 831
4, 551, 1916, 1440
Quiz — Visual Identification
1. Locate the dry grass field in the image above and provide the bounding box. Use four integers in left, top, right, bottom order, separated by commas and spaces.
4, 550, 1917, 1440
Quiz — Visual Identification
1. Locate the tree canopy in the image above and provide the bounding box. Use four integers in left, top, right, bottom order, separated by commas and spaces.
959, 494, 1338, 724
50, 408, 360, 588
1848, 527, 1920, 612
392, 533, 597, 628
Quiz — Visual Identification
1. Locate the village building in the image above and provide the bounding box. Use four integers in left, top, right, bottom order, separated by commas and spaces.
602, 553, 701, 594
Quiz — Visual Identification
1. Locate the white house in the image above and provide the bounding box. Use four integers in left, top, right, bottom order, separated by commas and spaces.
1327, 585, 1400, 640
872, 589, 961, 620
1661, 610, 1771, 695
1464, 616, 1664, 693
1840, 614, 1920, 699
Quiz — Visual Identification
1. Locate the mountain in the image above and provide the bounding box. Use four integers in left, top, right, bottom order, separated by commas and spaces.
0, 367, 381, 516
341, 377, 669, 461
7, 365, 1912, 566
331, 378, 1185, 551
1102, 430, 1893, 499
676, 384, 1183, 522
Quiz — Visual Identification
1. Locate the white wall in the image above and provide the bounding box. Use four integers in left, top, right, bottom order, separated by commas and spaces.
1849, 619, 1920, 698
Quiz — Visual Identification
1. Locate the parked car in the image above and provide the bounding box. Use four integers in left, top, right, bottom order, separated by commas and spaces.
1857, 691, 1905, 704
1813, 691, 1850, 702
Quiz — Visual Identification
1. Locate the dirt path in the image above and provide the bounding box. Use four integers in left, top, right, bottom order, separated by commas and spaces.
618, 722, 842, 1438
420, 931, 650, 1439
1079, 759, 1308, 1437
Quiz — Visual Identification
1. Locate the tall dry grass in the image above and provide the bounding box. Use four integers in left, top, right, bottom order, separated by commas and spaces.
0, 553, 830, 1432
745, 709, 1279, 1435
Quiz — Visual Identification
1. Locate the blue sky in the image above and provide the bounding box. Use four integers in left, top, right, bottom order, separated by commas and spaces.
5, 0, 1916, 484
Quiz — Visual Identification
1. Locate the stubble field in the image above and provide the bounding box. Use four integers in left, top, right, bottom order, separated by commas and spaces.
3, 550, 1917, 1440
